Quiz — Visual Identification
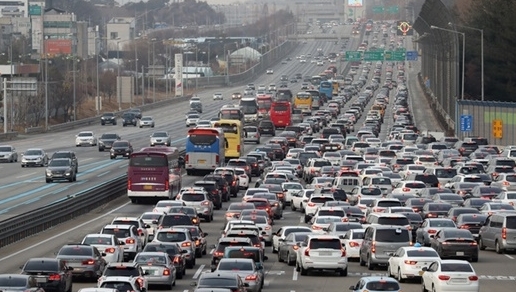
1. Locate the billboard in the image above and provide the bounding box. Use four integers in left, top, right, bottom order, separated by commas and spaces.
348, 0, 363, 7
175, 54, 183, 97
45, 39, 72, 55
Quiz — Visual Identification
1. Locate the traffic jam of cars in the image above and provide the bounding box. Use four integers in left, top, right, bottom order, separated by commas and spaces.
2, 21, 513, 292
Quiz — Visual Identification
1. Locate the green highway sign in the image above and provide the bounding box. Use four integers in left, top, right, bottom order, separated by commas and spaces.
345, 51, 362, 61
396, 47, 407, 52
373, 6, 384, 13
363, 51, 384, 61
384, 51, 406, 61
387, 6, 399, 13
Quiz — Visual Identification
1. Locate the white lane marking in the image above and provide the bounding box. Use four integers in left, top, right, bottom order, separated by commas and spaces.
291, 290, 296, 292
209, 249, 214, 255
505, 254, 514, 260
81, 158, 93, 162
183, 290, 188, 292
16, 172, 37, 178
192, 264, 205, 279
292, 268, 298, 281
263, 280, 271, 287
118, 164, 127, 169
299, 216, 303, 223
97, 171, 110, 177
0, 201, 131, 262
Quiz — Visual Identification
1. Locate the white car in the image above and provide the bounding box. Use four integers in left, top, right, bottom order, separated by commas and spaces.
81, 234, 125, 263
491, 173, 516, 191
291, 189, 315, 212
234, 167, 250, 190
392, 180, 427, 195
240, 214, 272, 245
421, 260, 479, 292
304, 194, 335, 223
266, 68, 274, 74
138, 212, 163, 241
282, 182, 304, 204
213, 93, 223, 100
20, 148, 48, 167
0, 145, 18, 162
414, 155, 438, 168
111, 217, 150, 244
388, 246, 441, 282
196, 120, 212, 128
75, 131, 97, 146
139, 116, 155, 128
296, 234, 348, 276
491, 191, 516, 205
271, 225, 312, 253
190, 96, 201, 104
100, 224, 143, 260
186, 113, 200, 127
399, 164, 426, 179
300, 59, 307, 63
98, 276, 146, 292
152, 200, 184, 213
310, 216, 343, 234
341, 229, 365, 260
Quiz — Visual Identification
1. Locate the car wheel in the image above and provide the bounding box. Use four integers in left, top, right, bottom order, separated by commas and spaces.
421, 281, 428, 292
397, 268, 404, 283
176, 269, 183, 279
300, 263, 308, 276
339, 267, 347, 277
287, 252, 294, 266
478, 237, 486, 250
291, 202, 297, 211
496, 240, 504, 254
272, 245, 277, 254
295, 261, 300, 272
367, 255, 375, 270
277, 251, 283, 262
99, 147, 104, 152
46, 179, 51, 183
205, 214, 212, 223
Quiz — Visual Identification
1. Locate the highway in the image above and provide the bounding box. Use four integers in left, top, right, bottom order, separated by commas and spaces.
2, 22, 512, 292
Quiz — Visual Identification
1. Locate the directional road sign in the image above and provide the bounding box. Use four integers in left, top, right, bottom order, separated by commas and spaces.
363, 51, 384, 61
345, 51, 362, 61
384, 51, 406, 61
493, 119, 503, 139
373, 6, 384, 13
387, 6, 399, 13
460, 115, 473, 132
406, 51, 418, 61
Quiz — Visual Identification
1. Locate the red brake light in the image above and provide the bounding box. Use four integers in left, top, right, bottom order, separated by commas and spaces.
348, 241, 360, 247
126, 238, 135, 244
341, 248, 346, 257
428, 229, 437, 234
460, 225, 469, 229
502, 227, 507, 239
312, 225, 322, 230
304, 248, 311, 256
201, 200, 211, 206
163, 268, 171, 276
404, 260, 417, 265
371, 241, 376, 253
182, 242, 191, 247
245, 274, 258, 281
307, 203, 316, 207
469, 275, 479, 281
438, 275, 451, 281
48, 274, 61, 281
127, 179, 132, 190
173, 256, 180, 263
214, 251, 224, 257
165, 180, 169, 190
105, 247, 116, 253
82, 259, 95, 265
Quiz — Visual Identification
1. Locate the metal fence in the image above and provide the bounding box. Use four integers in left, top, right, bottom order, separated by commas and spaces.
456, 100, 516, 146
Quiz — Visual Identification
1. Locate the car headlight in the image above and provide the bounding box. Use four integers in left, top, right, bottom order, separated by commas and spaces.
46, 169, 52, 175
110, 149, 115, 153
99, 141, 104, 145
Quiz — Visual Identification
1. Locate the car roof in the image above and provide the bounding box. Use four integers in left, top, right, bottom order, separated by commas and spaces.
103, 224, 134, 229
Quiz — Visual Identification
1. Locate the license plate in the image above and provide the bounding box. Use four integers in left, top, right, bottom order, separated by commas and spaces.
438, 215, 445, 218
35, 277, 47, 283
456, 251, 464, 256
319, 251, 332, 256
144, 185, 153, 190
198, 160, 206, 164
147, 270, 156, 275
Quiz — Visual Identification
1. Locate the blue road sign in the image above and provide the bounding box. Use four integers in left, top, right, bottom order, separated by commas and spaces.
460, 115, 472, 132
406, 51, 418, 61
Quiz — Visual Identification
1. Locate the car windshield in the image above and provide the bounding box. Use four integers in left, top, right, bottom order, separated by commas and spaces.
198, 277, 237, 287
82, 236, 111, 245
218, 261, 254, 271
429, 220, 456, 227
365, 281, 400, 290
441, 263, 473, 272
309, 238, 341, 249
58, 246, 93, 256
134, 254, 167, 265
113, 142, 129, 147
25, 150, 42, 155
141, 117, 152, 121
102, 228, 130, 239
102, 134, 118, 139
0, 146, 12, 151
78, 132, 93, 137
48, 160, 70, 167
406, 250, 439, 257
156, 231, 186, 242
23, 260, 58, 271
0, 277, 27, 287
181, 193, 205, 202
141, 213, 162, 221
375, 229, 410, 242
152, 132, 167, 137
377, 217, 409, 225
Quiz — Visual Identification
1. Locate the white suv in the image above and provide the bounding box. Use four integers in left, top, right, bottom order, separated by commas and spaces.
98, 276, 145, 292
304, 194, 336, 223
111, 217, 150, 244
296, 234, 348, 276
176, 189, 214, 222
100, 224, 143, 260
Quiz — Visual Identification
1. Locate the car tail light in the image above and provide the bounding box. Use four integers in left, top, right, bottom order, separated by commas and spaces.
254, 243, 262, 248
264, 226, 271, 230
304, 248, 311, 256
341, 248, 346, 257
163, 268, 171, 276
312, 225, 322, 230
502, 227, 507, 239
427, 229, 437, 234
438, 275, 451, 281
293, 245, 299, 250
460, 225, 469, 229
165, 180, 169, 191
138, 228, 143, 235
136, 277, 144, 287
127, 179, 132, 190
404, 260, 417, 265
105, 247, 116, 253
469, 275, 479, 281
126, 238, 135, 244
48, 274, 61, 281
185, 154, 189, 163
192, 218, 199, 224
307, 203, 316, 207
237, 145, 241, 153
371, 241, 376, 253
402, 187, 410, 192
82, 259, 95, 265
503, 181, 511, 186
214, 251, 224, 257
173, 256, 180, 263
182, 242, 191, 247
215, 155, 219, 164
201, 200, 211, 206
348, 241, 360, 247
245, 274, 258, 281
470, 241, 478, 246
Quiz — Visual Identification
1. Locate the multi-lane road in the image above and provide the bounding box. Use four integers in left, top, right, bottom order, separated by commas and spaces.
2, 22, 512, 292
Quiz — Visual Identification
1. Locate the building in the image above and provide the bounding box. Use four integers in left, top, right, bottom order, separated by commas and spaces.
106, 17, 135, 51
31, 7, 77, 57
212, 3, 261, 26
0, 0, 29, 18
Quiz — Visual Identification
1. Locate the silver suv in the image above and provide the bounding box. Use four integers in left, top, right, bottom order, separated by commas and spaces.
152, 228, 197, 268
176, 189, 214, 222
478, 212, 516, 253
359, 225, 412, 270
100, 224, 143, 260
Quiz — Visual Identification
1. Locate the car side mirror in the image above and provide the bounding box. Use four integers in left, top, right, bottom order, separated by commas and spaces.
190, 282, 197, 287
263, 255, 268, 261
152, 220, 158, 224
68, 267, 74, 271
349, 285, 355, 290
422, 267, 428, 272
101, 253, 107, 257
244, 283, 250, 287
144, 224, 150, 228
119, 241, 125, 245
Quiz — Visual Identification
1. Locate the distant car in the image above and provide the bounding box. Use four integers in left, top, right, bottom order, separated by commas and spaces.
186, 114, 200, 127
196, 120, 212, 128
122, 112, 138, 127
0, 144, 18, 162
232, 92, 242, 99
349, 276, 401, 292
244, 126, 261, 144
98, 133, 121, 151
139, 116, 155, 128
133, 252, 176, 289
75, 131, 97, 146
150, 131, 171, 146
127, 108, 142, 119
316, 60, 324, 66
266, 68, 274, 74
100, 112, 117, 125
110, 140, 133, 159
81, 233, 125, 263
45, 158, 77, 183
21, 148, 48, 167
421, 260, 479, 292
51, 151, 78, 173
213, 93, 224, 100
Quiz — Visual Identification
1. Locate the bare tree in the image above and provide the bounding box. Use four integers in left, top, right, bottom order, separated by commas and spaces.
99, 71, 116, 101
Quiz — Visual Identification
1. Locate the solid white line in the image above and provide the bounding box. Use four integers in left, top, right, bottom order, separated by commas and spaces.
209, 249, 214, 254
291, 290, 296, 292
192, 264, 205, 279
292, 268, 298, 281
183, 290, 188, 292
505, 254, 514, 260
97, 171, 110, 178
0, 201, 131, 262
16, 172, 37, 178
81, 158, 93, 162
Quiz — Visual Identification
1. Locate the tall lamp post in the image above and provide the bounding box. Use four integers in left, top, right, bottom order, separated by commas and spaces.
450, 22, 484, 101
430, 25, 465, 100
116, 39, 131, 111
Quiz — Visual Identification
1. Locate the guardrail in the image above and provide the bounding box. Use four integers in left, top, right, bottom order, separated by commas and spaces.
0, 131, 18, 141
0, 149, 186, 248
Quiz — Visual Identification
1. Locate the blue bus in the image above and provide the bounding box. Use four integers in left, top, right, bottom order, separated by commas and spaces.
319, 81, 333, 100
185, 128, 225, 175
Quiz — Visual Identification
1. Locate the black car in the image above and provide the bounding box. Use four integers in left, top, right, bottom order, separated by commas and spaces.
110, 140, 133, 159
122, 112, 137, 127
142, 243, 187, 279
430, 228, 478, 262
193, 181, 222, 209
98, 133, 121, 152
100, 112, 117, 125
21, 258, 73, 292
45, 158, 77, 183
202, 174, 230, 202
51, 151, 78, 173
56, 244, 106, 280
243, 156, 261, 177
258, 120, 276, 135
127, 108, 142, 119
421, 202, 454, 219
190, 101, 203, 113
154, 213, 193, 228
0, 274, 45, 292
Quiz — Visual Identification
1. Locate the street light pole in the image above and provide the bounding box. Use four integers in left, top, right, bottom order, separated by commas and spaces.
431, 25, 466, 100
117, 40, 121, 111
451, 23, 484, 101
72, 52, 76, 121
96, 37, 100, 115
